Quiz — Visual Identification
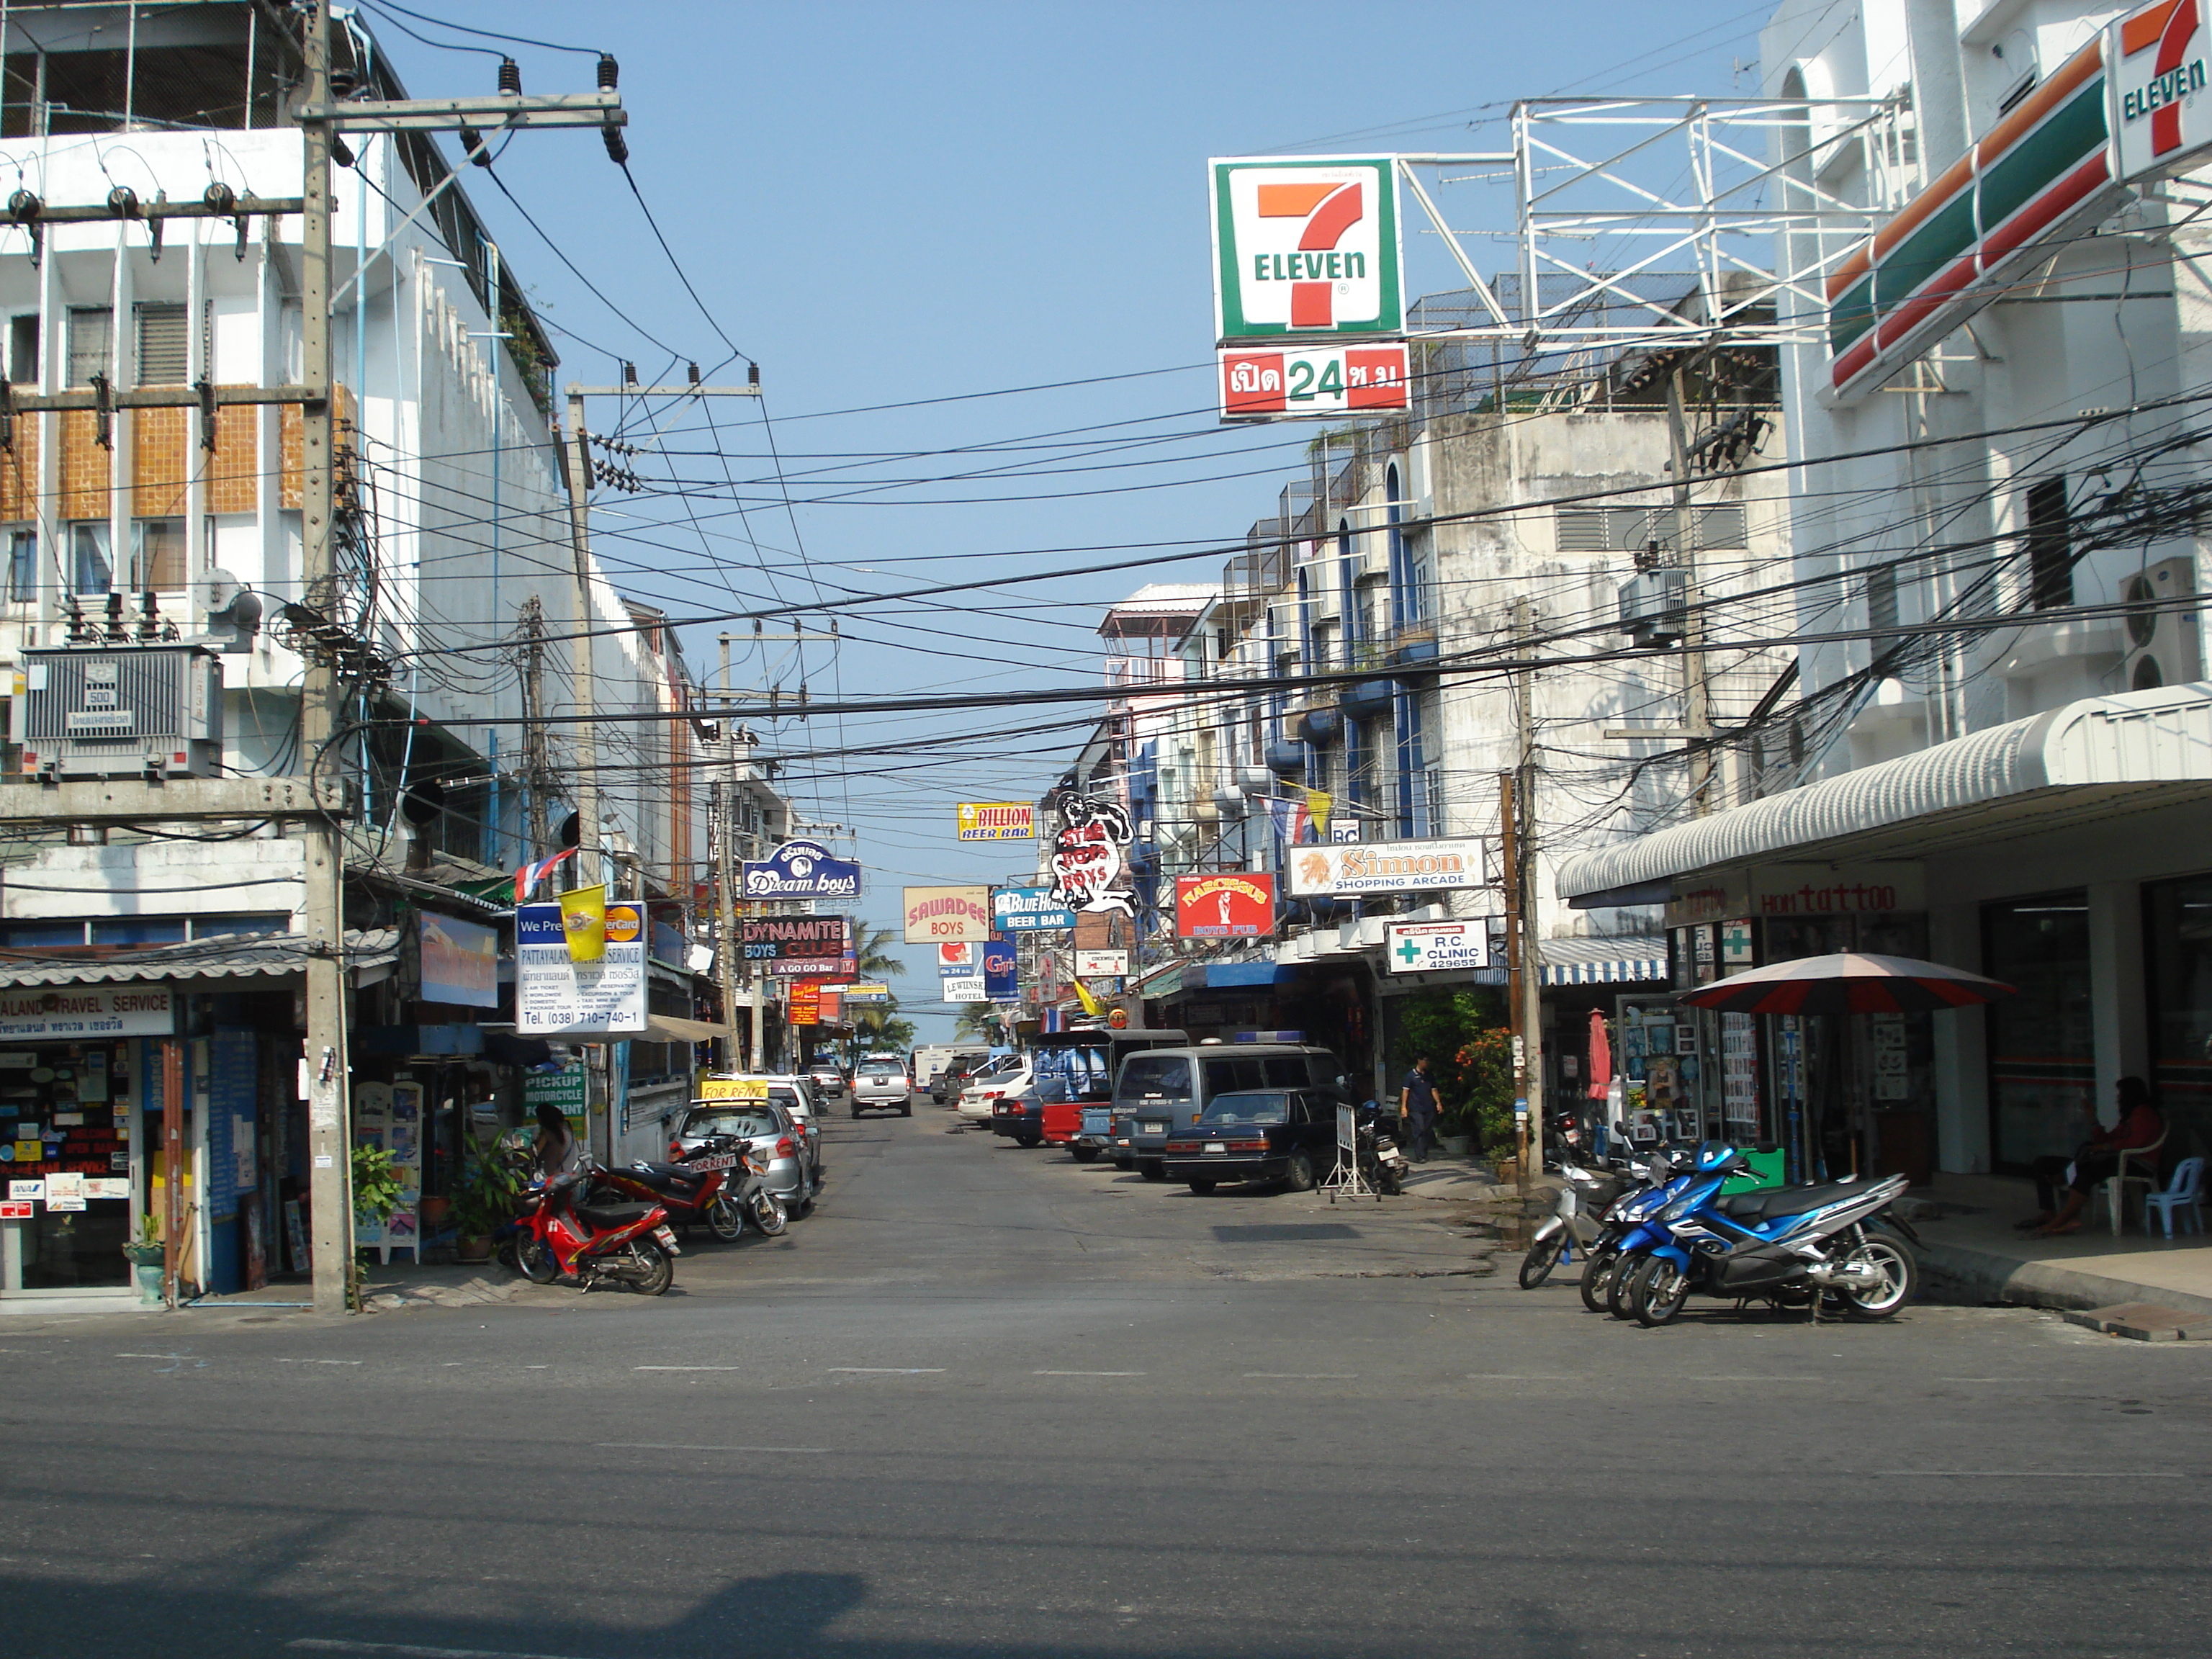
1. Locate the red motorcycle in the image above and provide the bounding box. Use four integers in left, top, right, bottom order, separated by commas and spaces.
515, 1174, 680, 1294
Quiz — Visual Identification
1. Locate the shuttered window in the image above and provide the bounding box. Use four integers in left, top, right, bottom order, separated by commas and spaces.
66, 307, 112, 385
135, 302, 189, 385
1555, 503, 1747, 553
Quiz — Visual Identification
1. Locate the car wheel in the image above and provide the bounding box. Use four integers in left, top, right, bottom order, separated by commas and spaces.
1187, 1178, 1218, 1195
901, 1104, 912, 1117
1112, 1157, 1135, 1172
1139, 1160, 1166, 1182
850, 1107, 861, 1118
1070, 1145, 1100, 1164
1281, 1151, 1316, 1192
1016, 1132, 1042, 1148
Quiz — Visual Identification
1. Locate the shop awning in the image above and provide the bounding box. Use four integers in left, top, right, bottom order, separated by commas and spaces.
0, 927, 401, 989
642, 1013, 729, 1044
1535, 936, 1668, 986
1556, 683, 2212, 899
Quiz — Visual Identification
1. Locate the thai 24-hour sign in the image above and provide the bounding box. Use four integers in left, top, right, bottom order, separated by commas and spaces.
741, 837, 862, 900
1287, 837, 1488, 898
1219, 343, 1409, 421
740, 915, 855, 979
1211, 157, 1403, 339
957, 802, 1035, 841
1174, 873, 1277, 939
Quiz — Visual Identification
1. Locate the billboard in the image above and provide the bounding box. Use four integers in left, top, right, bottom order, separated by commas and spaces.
957, 802, 1035, 840
981, 940, 1019, 1002
1075, 948, 1129, 978
1287, 837, 1488, 898
1219, 343, 1408, 421
1211, 156, 1403, 339
1385, 920, 1490, 974
418, 912, 498, 1008
938, 942, 975, 967
516, 902, 647, 1036
788, 981, 824, 1026
741, 914, 855, 979
2116, 0, 2212, 181
903, 884, 993, 943
741, 837, 862, 901
941, 974, 986, 1003
994, 886, 1076, 932
1175, 872, 1277, 939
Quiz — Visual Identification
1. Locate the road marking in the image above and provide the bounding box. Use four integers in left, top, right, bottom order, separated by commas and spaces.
1465, 1373, 1577, 1380
289, 1641, 603, 1659
632, 1364, 742, 1371
1244, 1372, 1357, 1379
274, 1358, 363, 1366
117, 1353, 186, 1360
1876, 1478, 2185, 1486
595, 1442, 828, 1454
829, 1367, 944, 1374
1035, 1370, 1146, 1376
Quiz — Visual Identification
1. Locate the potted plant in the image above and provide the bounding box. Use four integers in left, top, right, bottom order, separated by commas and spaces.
122, 1214, 166, 1306
449, 1147, 526, 1264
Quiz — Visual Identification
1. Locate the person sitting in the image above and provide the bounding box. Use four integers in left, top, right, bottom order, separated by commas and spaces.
2020, 1077, 2163, 1236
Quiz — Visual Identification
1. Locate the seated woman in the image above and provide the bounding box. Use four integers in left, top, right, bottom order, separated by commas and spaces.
2020, 1077, 2163, 1236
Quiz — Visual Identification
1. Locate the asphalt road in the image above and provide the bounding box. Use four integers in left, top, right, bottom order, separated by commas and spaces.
4, 1107, 2208, 1658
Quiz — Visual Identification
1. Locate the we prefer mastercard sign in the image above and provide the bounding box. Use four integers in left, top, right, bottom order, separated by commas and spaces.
1211, 157, 1402, 340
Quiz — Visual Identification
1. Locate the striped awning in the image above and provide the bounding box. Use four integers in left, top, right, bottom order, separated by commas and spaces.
1535, 935, 1668, 986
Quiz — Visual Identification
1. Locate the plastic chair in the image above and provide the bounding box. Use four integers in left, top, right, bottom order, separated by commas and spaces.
2141, 1156, 2206, 1241
2092, 1132, 2168, 1236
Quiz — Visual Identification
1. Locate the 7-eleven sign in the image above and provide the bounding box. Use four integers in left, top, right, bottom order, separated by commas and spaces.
1211, 156, 1403, 340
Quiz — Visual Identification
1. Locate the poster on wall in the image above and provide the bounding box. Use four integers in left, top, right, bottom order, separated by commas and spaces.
418, 912, 499, 1008
524, 1066, 588, 1139
516, 902, 647, 1036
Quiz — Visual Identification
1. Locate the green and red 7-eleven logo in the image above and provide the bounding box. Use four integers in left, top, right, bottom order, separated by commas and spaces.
2118, 0, 2208, 166
1211, 156, 1403, 339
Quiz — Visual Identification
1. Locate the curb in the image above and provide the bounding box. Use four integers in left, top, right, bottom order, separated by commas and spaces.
361, 1274, 528, 1313
1917, 1238, 2212, 1321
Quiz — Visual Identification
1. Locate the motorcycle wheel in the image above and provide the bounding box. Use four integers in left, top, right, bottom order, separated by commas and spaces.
1838, 1233, 1917, 1321
1607, 1252, 1645, 1319
621, 1239, 675, 1295
752, 1194, 789, 1237
1580, 1247, 1620, 1314
1518, 1231, 1567, 1290
706, 1196, 745, 1244
518, 1238, 559, 1285
1632, 1256, 1691, 1327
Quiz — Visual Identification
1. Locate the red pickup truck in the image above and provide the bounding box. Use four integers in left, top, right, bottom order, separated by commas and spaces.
1030, 1028, 1187, 1161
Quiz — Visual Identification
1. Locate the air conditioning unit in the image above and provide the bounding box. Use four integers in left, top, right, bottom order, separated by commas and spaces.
17, 644, 222, 779
2121, 557, 2200, 692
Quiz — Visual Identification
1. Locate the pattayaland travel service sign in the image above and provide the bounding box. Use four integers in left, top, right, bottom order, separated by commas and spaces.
1287, 837, 1488, 898
1211, 156, 1402, 340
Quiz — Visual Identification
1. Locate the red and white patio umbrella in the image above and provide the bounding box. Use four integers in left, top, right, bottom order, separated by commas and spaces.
1674, 953, 2015, 1016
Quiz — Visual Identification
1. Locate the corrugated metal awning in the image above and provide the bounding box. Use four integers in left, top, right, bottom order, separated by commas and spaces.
0, 927, 400, 989
1556, 683, 2212, 899
1535, 935, 1668, 986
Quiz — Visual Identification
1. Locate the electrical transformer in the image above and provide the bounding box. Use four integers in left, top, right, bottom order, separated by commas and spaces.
17, 644, 223, 779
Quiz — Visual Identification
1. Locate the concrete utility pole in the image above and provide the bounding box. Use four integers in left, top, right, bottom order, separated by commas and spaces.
1504, 596, 1545, 1188
297, 0, 351, 1316
1665, 365, 1714, 816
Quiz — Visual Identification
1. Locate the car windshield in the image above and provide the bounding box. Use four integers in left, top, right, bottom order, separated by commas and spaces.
1119, 1055, 1194, 1102
683, 1106, 779, 1139
1201, 1091, 1291, 1127
974, 1055, 1020, 1079
768, 1087, 806, 1115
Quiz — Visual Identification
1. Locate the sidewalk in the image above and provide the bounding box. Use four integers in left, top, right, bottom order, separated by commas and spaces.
1912, 1172, 2212, 1321
1394, 1155, 1560, 1204
177, 1263, 531, 1315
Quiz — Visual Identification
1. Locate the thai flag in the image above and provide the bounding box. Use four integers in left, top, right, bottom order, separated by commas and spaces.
1040, 1007, 1064, 1033
513, 847, 575, 905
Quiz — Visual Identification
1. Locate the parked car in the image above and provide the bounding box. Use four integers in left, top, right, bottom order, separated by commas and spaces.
699, 1075, 825, 1196
1031, 1028, 1186, 1160
851, 1059, 912, 1117
989, 1085, 1044, 1146
1110, 1045, 1352, 1181
805, 1061, 848, 1105
930, 1050, 991, 1107
1159, 1088, 1344, 1194
668, 1097, 810, 1213
958, 1055, 1031, 1124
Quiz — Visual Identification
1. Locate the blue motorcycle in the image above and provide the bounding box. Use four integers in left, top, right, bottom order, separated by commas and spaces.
1611, 1142, 1920, 1328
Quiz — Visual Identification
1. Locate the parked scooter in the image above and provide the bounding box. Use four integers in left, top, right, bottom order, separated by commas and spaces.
596, 1134, 786, 1241
1359, 1102, 1410, 1195
1611, 1142, 1920, 1328
1518, 1161, 1636, 1288
514, 1173, 680, 1294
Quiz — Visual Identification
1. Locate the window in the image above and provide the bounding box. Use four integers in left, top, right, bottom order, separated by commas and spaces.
1555, 504, 1744, 552
5, 528, 35, 602
8, 313, 37, 385
1118, 1055, 1192, 1102
134, 302, 189, 385
66, 307, 112, 386
2026, 477, 2072, 608
1866, 562, 1899, 638
91, 918, 189, 945
0, 920, 88, 947
1982, 893, 2091, 1171
68, 521, 111, 595
130, 518, 186, 590
193, 914, 289, 938
1311, 619, 1339, 671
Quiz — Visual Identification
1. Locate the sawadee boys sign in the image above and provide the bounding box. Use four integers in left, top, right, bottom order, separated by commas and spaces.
1210, 157, 1403, 340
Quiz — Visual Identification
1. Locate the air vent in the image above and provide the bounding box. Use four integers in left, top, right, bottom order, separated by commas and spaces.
17, 644, 222, 778
2121, 557, 2200, 693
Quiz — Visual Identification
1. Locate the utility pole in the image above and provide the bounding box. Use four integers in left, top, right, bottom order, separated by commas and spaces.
1665, 364, 1714, 815
1503, 595, 1545, 1189
715, 635, 744, 1072
297, 0, 351, 1316
521, 595, 551, 853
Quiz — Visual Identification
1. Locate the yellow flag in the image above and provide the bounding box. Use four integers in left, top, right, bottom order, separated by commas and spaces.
1304, 788, 1332, 837
1072, 979, 1102, 1017
560, 884, 607, 962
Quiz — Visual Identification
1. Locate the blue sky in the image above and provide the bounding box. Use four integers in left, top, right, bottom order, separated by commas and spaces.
384, 1, 1773, 1033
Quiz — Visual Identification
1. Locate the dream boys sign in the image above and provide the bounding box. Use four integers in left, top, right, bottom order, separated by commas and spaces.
740, 837, 862, 901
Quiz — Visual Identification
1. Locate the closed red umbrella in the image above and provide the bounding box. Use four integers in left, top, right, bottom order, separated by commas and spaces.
1586, 1007, 1611, 1100
1676, 952, 2014, 1016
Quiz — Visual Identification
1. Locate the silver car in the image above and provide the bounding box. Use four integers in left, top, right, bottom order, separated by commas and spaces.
670, 1098, 809, 1212
851, 1061, 912, 1117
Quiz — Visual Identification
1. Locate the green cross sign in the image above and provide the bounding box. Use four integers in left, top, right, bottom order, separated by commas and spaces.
1395, 937, 1423, 965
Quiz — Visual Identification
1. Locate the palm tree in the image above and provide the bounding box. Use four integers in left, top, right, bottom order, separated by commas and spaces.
955, 1002, 1007, 1043
853, 925, 905, 983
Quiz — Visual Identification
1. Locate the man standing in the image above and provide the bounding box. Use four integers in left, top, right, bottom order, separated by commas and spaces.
1400, 1055, 1439, 1164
